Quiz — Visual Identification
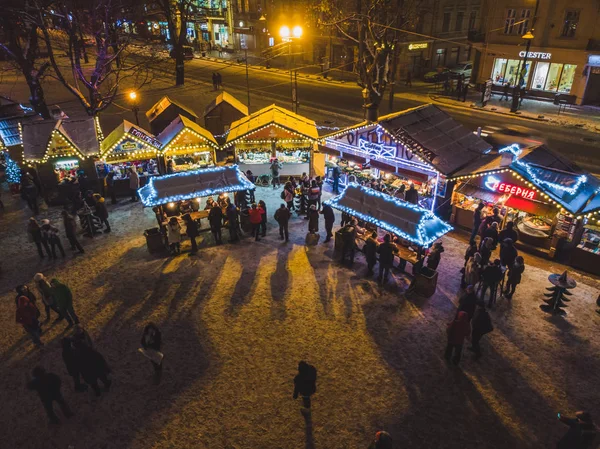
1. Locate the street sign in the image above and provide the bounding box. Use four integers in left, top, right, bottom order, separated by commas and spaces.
482, 79, 493, 106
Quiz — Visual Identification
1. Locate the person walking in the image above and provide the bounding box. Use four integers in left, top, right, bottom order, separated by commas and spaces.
364, 231, 378, 276
444, 311, 471, 365
208, 204, 224, 245
129, 167, 139, 202
331, 166, 341, 194
27, 217, 51, 258
41, 219, 66, 259
307, 180, 320, 213
181, 213, 199, 254
274, 203, 291, 242
469, 303, 493, 360
293, 361, 317, 410
61, 338, 87, 392
166, 217, 182, 255
556, 411, 597, 449
480, 259, 503, 307
212, 72, 218, 90
339, 220, 357, 265
141, 323, 163, 384
248, 203, 263, 241
307, 204, 319, 234
33, 273, 62, 321
61, 210, 84, 254
27, 367, 74, 424
504, 256, 525, 299
320, 203, 335, 242
405, 70, 412, 87
15, 284, 37, 307
226, 202, 240, 242
16, 295, 43, 347
216, 72, 222, 89
457, 285, 478, 320
75, 341, 112, 396
270, 159, 282, 189
93, 194, 111, 233
377, 234, 395, 285
470, 202, 485, 244
258, 200, 268, 237
50, 278, 79, 328
106, 171, 117, 204
404, 184, 419, 204
283, 182, 295, 210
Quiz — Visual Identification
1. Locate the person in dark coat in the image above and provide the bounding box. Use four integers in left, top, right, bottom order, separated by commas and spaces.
504, 256, 525, 299
367, 431, 393, 449
93, 194, 111, 232
226, 203, 240, 242
73, 324, 93, 348
50, 278, 79, 328
378, 234, 395, 285
27, 217, 51, 258
468, 302, 493, 360
15, 284, 37, 307
307, 204, 319, 234
16, 295, 43, 347
478, 215, 493, 240
556, 411, 597, 449
364, 232, 378, 276
61, 338, 87, 392
181, 213, 199, 253
470, 203, 485, 244
293, 361, 317, 409
27, 366, 74, 424
340, 220, 357, 265
490, 207, 502, 224
208, 204, 224, 245
320, 203, 335, 242
463, 241, 478, 268
426, 242, 444, 271
33, 273, 62, 321
106, 172, 117, 204
274, 204, 291, 242
404, 183, 419, 205
61, 210, 84, 253
141, 323, 163, 384
480, 259, 503, 307
445, 311, 471, 365
483, 221, 499, 248
479, 237, 493, 266
498, 221, 518, 244
457, 285, 478, 320
500, 238, 518, 268
75, 341, 111, 396
331, 165, 341, 194
41, 219, 66, 259
258, 200, 268, 237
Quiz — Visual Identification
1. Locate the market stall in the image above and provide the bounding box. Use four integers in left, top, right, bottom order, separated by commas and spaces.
224, 104, 318, 178
98, 120, 162, 196
450, 144, 600, 264
157, 115, 219, 172
324, 183, 453, 286
320, 104, 491, 215
22, 118, 102, 204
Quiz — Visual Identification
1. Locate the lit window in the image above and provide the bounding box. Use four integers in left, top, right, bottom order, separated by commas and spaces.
532, 62, 549, 90
561, 10, 579, 37
269, 37, 274, 47
558, 64, 577, 93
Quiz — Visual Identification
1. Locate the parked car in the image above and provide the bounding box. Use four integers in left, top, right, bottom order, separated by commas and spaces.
169, 46, 194, 60
451, 62, 473, 80
424, 67, 451, 82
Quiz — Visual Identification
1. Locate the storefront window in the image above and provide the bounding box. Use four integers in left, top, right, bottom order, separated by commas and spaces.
558, 64, 576, 93
492, 58, 507, 83
532, 62, 549, 90
545, 63, 563, 91
491, 58, 530, 85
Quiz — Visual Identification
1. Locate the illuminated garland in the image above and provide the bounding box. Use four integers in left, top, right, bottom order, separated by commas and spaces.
224, 122, 317, 148
137, 164, 255, 207
2, 150, 21, 183
323, 183, 452, 247
162, 128, 219, 153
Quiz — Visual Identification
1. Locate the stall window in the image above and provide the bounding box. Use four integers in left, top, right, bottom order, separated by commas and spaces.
558, 64, 577, 92
545, 63, 563, 91
532, 62, 549, 90
561, 10, 580, 38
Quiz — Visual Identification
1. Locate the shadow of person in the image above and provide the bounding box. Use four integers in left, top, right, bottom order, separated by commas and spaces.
302, 408, 315, 449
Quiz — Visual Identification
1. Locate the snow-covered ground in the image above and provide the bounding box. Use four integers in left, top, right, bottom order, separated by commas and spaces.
0, 185, 599, 449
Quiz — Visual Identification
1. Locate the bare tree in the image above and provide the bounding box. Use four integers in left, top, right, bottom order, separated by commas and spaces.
316, 0, 421, 121
153, 0, 195, 86
0, 0, 53, 119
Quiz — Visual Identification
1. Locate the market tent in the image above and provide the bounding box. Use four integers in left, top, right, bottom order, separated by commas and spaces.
157, 115, 219, 151
324, 183, 452, 247
100, 120, 162, 162
138, 165, 254, 207
204, 91, 249, 118
224, 104, 318, 147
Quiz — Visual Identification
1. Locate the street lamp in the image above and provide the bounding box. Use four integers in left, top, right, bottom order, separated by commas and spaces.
280, 25, 303, 113
128, 91, 140, 126
510, 31, 535, 112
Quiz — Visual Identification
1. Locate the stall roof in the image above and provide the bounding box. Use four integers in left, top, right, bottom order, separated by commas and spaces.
101, 120, 162, 156
138, 165, 255, 207
157, 115, 219, 149
145, 96, 199, 122
0, 102, 43, 147
323, 183, 452, 247
22, 118, 100, 161
225, 104, 318, 145
204, 91, 249, 117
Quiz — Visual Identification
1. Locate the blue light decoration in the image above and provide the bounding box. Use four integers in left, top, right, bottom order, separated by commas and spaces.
500, 144, 587, 195
323, 183, 453, 247
1, 150, 21, 184
137, 165, 255, 207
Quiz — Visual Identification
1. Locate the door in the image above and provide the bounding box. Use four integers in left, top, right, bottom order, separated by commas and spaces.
583, 69, 600, 105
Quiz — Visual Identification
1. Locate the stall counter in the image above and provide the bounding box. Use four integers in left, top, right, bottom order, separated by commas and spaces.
238, 162, 309, 177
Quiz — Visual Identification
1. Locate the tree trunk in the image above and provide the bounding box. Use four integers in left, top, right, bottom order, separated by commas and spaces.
175, 44, 185, 86
27, 75, 52, 119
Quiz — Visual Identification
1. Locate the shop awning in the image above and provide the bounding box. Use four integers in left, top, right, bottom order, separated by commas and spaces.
138, 165, 255, 207
225, 104, 318, 147
324, 183, 452, 247
101, 120, 162, 162
157, 115, 219, 154
22, 118, 101, 162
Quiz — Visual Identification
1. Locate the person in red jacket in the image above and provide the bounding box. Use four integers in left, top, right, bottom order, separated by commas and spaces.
16, 295, 43, 347
445, 311, 471, 365
248, 203, 264, 241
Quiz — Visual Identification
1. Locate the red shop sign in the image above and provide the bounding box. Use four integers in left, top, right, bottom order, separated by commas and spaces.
485, 175, 536, 200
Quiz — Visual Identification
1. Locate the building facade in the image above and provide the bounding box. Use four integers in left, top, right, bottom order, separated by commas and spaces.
472, 0, 600, 104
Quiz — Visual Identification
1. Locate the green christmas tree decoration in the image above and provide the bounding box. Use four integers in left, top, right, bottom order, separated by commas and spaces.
540, 271, 576, 316
1, 150, 21, 184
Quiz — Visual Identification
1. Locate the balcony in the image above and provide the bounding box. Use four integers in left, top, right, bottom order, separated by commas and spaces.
198, 8, 227, 19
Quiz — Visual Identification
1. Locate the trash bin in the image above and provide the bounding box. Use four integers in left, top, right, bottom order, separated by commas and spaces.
144, 227, 165, 253
411, 266, 439, 297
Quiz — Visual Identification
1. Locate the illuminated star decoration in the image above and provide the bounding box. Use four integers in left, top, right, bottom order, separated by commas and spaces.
323, 183, 453, 247
137, 165, 255, 207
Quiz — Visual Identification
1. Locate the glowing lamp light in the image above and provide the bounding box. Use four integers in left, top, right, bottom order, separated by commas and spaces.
279, 26, 290, 39
129, 91, 137, 101
168, 202, 175, 208
292, 25, 303, 38
195, 198, 201, 202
